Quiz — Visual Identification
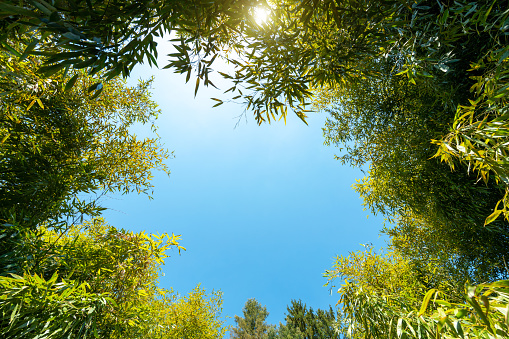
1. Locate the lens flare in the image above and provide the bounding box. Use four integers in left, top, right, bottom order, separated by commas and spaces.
254, 7, 270, 25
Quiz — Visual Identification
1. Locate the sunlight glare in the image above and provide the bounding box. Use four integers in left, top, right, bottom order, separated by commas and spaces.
254, 7, 270, 25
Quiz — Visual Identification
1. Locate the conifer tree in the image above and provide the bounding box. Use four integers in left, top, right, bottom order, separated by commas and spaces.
285, 300, 340, 339
231, 299, 270, 339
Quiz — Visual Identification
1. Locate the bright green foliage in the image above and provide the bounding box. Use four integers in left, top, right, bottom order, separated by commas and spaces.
325, 248, 509, 338
1, 217, 228, 339
335, 279, 509, 339
324, 246, 449, 337
324, 246, 430, 301
0, 41, 227, 338
335, 285, 417, 339
0, 272, 109, 339
34, 218, 184, 334
414, 281, 509, 339
231, 298, 271, 339
0, 50, 170, 227
324, 246, 434, 338
160, 286, 228, 339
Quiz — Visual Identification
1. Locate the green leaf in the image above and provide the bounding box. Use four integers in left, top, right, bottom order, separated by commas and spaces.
65, 74, 79, 91
455, 308, 468, 318
87, 82, 101, 93
62, 32, 82, 41
74, 57, 98, 69
0, 3, 36, 17
498, 48, 509, 64
194, 77, 200, 97
10, 302, 19, 324
0, 42, 22, 58
466, 296, 493, 332
419, 289, 436, 316
485, 208, 502, 225
1, 133, 10, 144
90, 85, 103, 99
38, 63, 66, 77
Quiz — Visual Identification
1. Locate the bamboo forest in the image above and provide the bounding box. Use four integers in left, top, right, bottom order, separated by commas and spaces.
1, 0, 509, 338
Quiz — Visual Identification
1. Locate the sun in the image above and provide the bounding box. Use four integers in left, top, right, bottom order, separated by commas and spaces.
253, 7, 270, 25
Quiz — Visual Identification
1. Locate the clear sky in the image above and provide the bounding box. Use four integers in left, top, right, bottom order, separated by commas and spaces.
101, 39, 388, 333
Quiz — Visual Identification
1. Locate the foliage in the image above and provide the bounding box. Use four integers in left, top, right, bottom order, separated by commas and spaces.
0, 272, 108, 339
267, 323, 305, 339
326, 248, 509, 338
34, 218, 184, 333
231, 298, 270, 339
1, 217, 178, 337
2, 0, 508, 134
415, 281, 509, 339
321, 61, 509, 284
0, 0, 473, 124
3, 0, 509, 338
0, 42, 227, 338
0, 0, 262, 92
161, 286, 228, 339
0, 50, 170, 227
336, 279, 509, 339
318, 0, 509, 285
283, 299, 340, 339
385, 211, 509, 290
1, 217, 227, 339
324, 246, 430, 301
210, 0, 506, 124
233, 298, 339, 339
425, 2, 509, 225
324, 245, 449, 337
324, 245, 454, 337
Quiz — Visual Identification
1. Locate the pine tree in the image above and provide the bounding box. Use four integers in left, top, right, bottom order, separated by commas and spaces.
231, 299, 270, 339
285, 300, 340, 339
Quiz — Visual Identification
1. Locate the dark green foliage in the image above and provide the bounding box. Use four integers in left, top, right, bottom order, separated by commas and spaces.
0, 223, 39, 277
233, 299, 340, 339
267, 324, 305, 339
0, 0, 261, 82
284, 300, 340, 339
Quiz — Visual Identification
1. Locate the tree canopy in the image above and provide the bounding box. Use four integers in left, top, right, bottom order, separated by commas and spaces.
2, 0, 509, 338
0, 46, 227, 337
233, 298, 340, 339
231, 298, 271, 339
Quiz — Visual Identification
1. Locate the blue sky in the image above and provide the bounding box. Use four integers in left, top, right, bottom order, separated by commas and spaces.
101, 40, 387, 332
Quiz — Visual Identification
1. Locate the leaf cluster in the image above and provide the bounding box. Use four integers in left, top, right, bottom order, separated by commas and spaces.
1, 48, 226, 338
338, 279, 509, 339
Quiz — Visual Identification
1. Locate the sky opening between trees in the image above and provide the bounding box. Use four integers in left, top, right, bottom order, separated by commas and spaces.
2, 0, 509, 338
